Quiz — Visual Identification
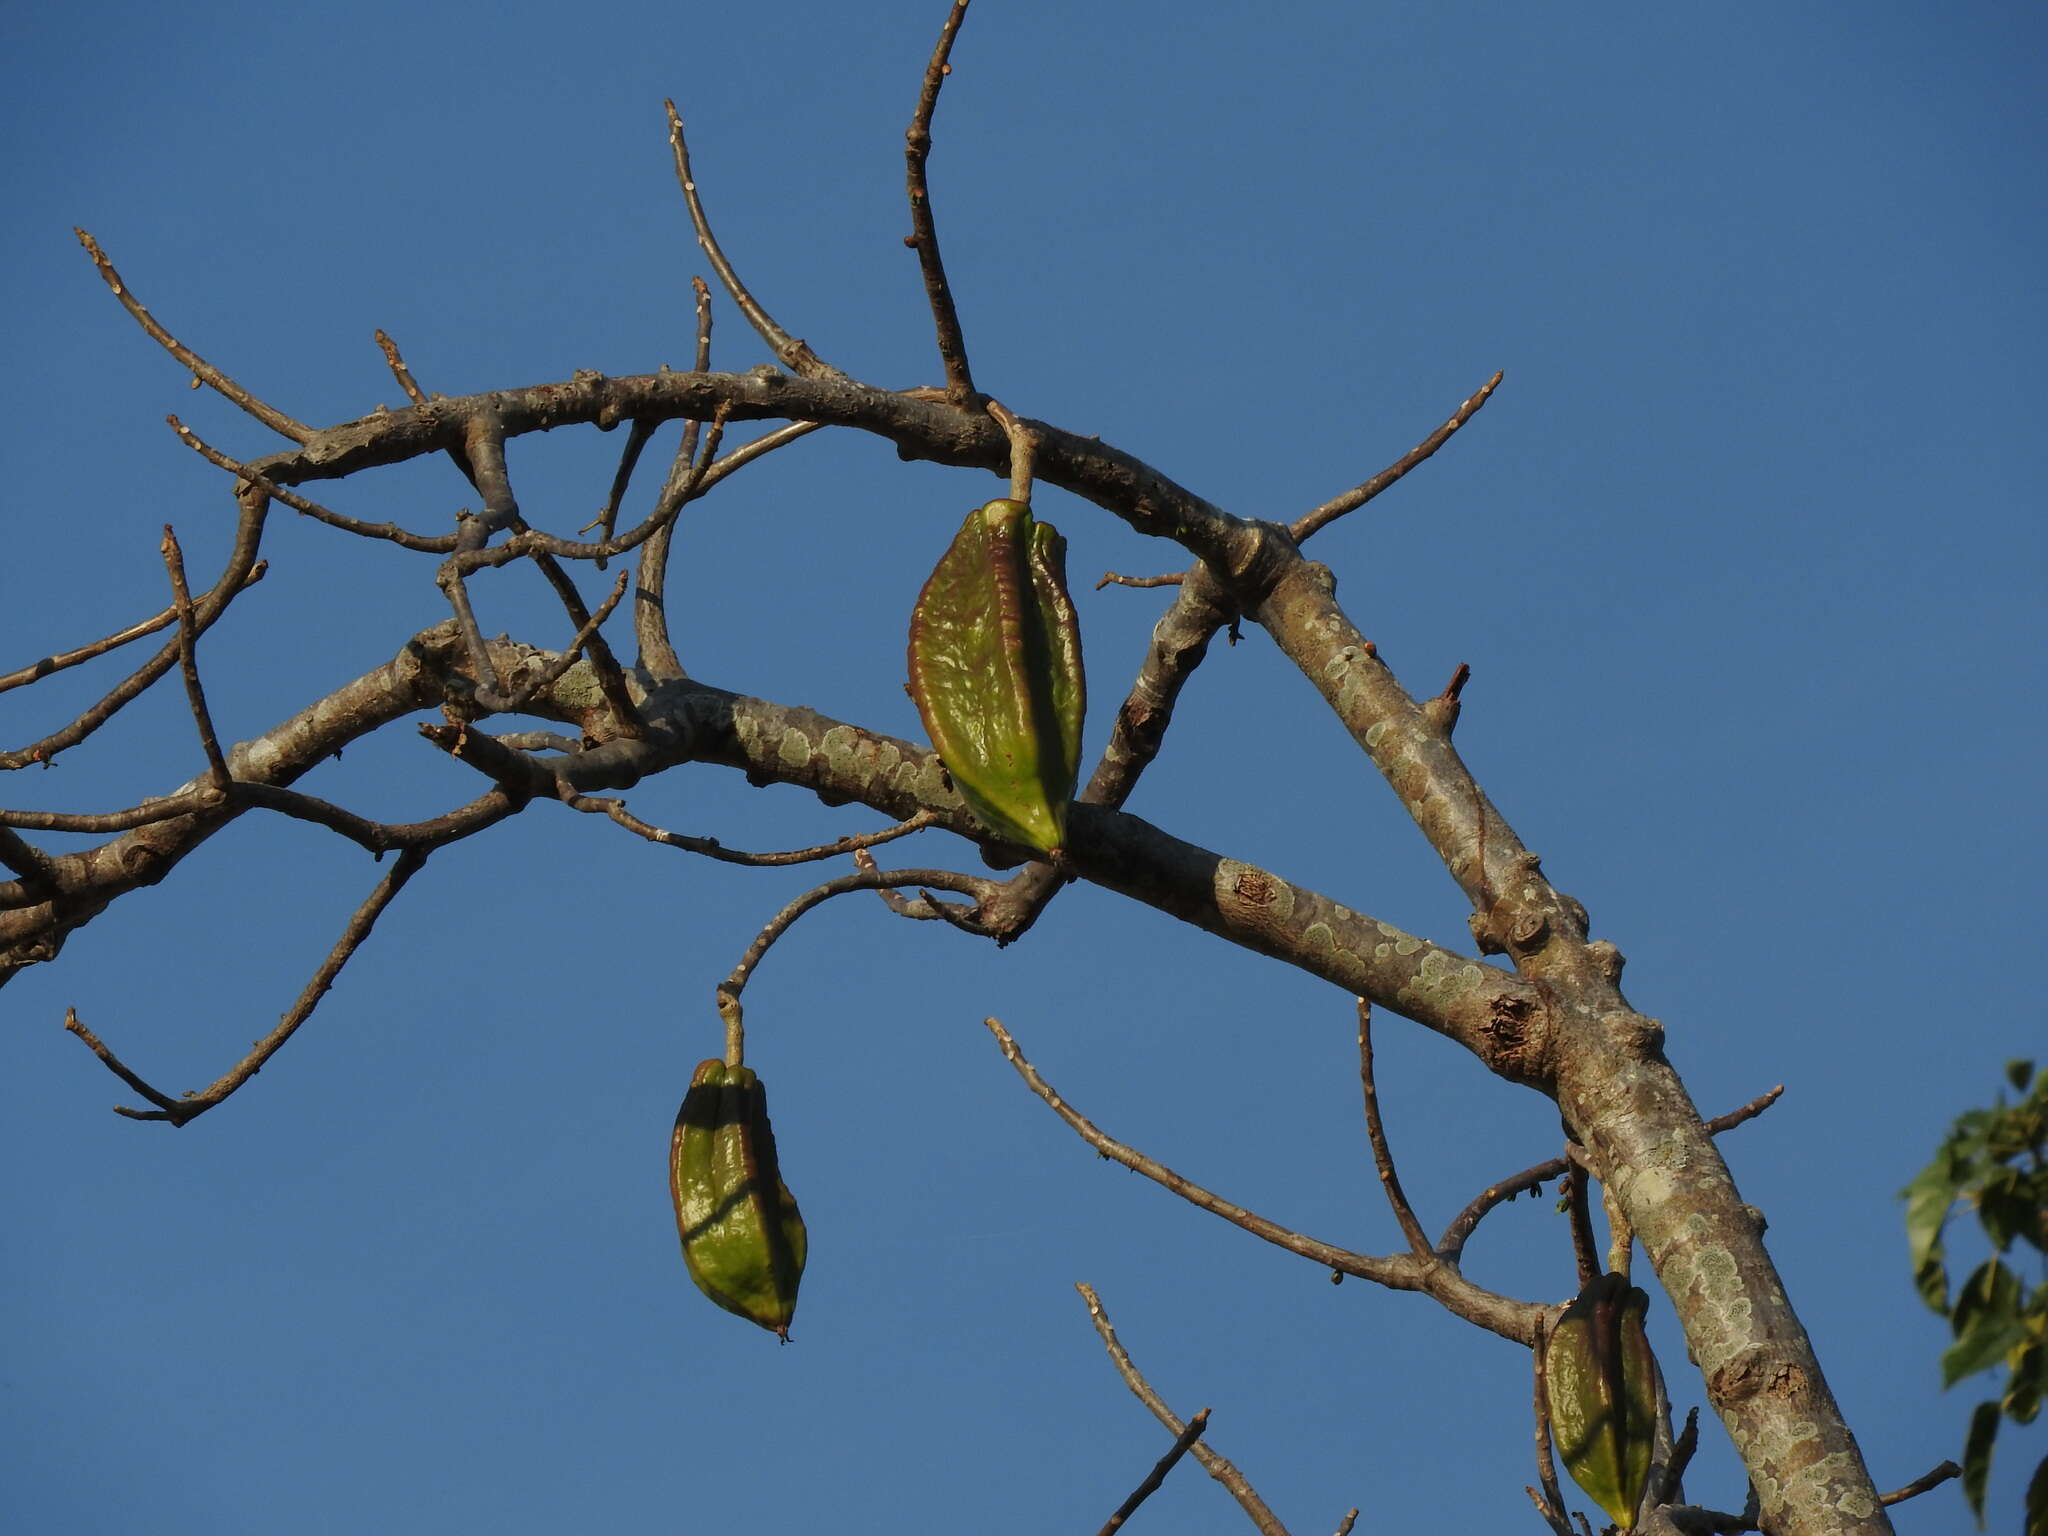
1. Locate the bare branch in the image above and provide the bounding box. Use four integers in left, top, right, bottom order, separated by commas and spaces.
1094, 1407, 1211, 1536
1435, 1086, 1783, 1262
903, 0, 977, 400
1357, 1000, 1431, 1255
160, 526, 230, 787
636, 277, 716, 673
569, 800, 941, 866
62, 848, 431, 1125
0, 563, 267, 697
74, 229, 314, 443
664, 102, 844, 380
986, 1017, 1541, 1342
1290, 370, 1503, 541
3, 482, 271, 771
169, 416, 457, 551
1077, 1284, 1293, 1536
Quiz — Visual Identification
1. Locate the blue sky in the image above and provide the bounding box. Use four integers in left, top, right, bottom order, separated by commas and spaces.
3, 2, 2042, 1532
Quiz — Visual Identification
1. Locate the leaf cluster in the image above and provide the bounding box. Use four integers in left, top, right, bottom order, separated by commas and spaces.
1903, 1060, 2047, 1531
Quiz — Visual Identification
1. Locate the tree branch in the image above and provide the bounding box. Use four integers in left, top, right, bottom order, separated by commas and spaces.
989, 1016, 1539, 1344
903, 0, 977, 400
62, 847, 431, 1124
1077, 1283, 1294, 1536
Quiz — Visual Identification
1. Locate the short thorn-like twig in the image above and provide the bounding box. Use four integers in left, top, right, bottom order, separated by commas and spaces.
1096, 570, 1185, 592
1076, 1284, 1293, 1536
1877, 1460, 1960, 1509
160, 526, 230, 787
1094, 1407, 1211, 1536
75, 228, 313, 443
1422, 663, 1470, 735
1356, 1000, 1431, 1254
903, 0, 976, 400
373, 329, 429, 405
1291, 370, 1504, 541
62, 848, 431, 1125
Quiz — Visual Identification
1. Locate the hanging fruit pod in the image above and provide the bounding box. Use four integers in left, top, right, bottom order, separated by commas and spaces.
906, 498, 1085, 858
1544, 1271, 1659, 1530
670, 1059, 807, 1339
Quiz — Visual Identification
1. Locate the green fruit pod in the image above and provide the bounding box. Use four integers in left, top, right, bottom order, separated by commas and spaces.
906, 498, 1086, 857
1544, 1272, 1658, 1530
670, 1059, 807, 1339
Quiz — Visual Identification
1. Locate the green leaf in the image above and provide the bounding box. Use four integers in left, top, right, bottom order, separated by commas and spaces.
906, 500, 1086, 856
1904, 1154, 1963, 1310
1944, 1260, 2027, 1386
2005, 1338, 2042, 1424
1962, 1398, 2000, 1525
2007, 1059, 2035, 1094
2024, 1450, 2046, 1536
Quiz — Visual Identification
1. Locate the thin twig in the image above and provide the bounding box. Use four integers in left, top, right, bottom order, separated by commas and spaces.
1436, 1087, 1783, 1261
62, 848, 431, 1125
591, 418, 657, 569
636, 278, 715, 672
1356, 1000, 1431, 1255
1529, 1315, 1577, 1536
985, 1017, 1413, 1289
2, 788, 219, 835
903, 0, 976, 400
664, 102, 843, 380
159, 527, 230, 787
1655, 1406, 1700, 1507
569, 800, 940, 866
1290, 371, 1503, 541
0, 563, 267, 697
74, 229, 313, 442
373, 329, 430, 405
851, 845, 984, 923
496, 572, 632, 709
1563, 1157, 1602, 1289
1878, 1460, 1960, 1508
713, 866, 1003, 1063
0, 826, 58, 887
721, 867, 1000, 1000
3, 483, 271, 771
1094, 1407, 1211, 1536
1077, 1285, 1293, 1536
168, 417, 457, 551
1095, 571, 1185, 591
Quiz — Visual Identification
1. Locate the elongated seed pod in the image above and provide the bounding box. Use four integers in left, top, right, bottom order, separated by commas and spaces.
670, 1059, 807, 1339
1544, 1272, 1658, 1530
906, 499, 1085, 857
